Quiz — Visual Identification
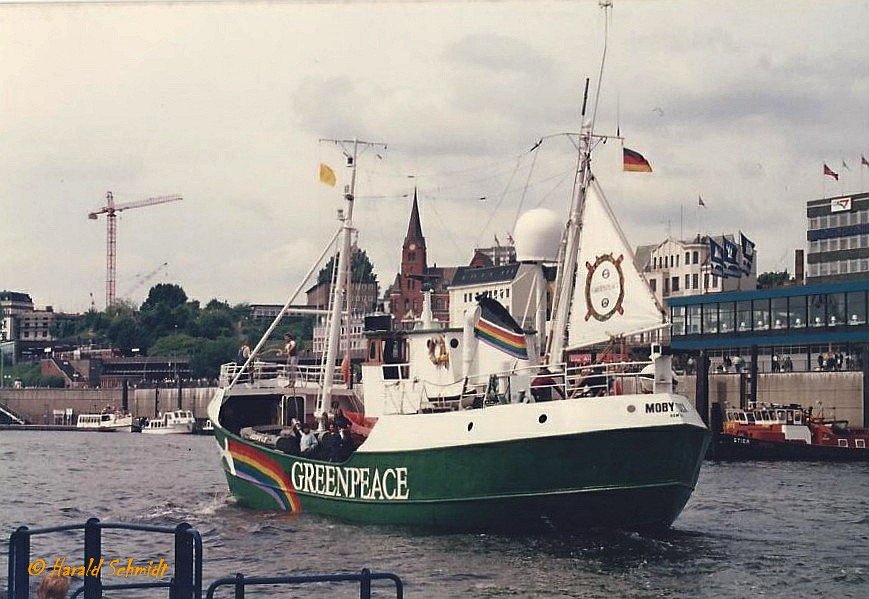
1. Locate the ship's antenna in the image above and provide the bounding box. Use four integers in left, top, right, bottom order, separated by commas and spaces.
589, 0, 613, 135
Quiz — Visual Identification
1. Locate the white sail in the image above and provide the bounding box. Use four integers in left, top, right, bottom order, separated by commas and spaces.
566, 177, 664, 350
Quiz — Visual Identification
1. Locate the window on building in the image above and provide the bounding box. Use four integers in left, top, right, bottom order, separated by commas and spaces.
827, 292, 845, 326
808, 294, 825, 327
692, 273, 699, 289
664, 278, 670, 294
703, 273, 709, 290
650, 279, 657, 292
771, 297, 788, 329
702, 303, 719, 334
719, 301, 735, 333
671, 277, 680, 292
671, 305, 685, 336
736, 301, 752, 331
676, 255, 680, 267
685, 251, 690, 264
685, 274, 690, 289
687, 304, 701, 334
753, 298, 770, 330
692, 251, 699, 264
847, 291, 866, 325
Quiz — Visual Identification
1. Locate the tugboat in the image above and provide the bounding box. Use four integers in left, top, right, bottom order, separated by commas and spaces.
710, 403, 869, 461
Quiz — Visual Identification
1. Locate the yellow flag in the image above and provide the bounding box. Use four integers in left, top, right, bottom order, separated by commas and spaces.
319, 163, 336, 186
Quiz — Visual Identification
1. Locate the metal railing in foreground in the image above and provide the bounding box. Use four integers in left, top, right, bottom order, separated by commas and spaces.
7, 517, 202, 599
7, 519, 403, 599
205, 569, 404, 599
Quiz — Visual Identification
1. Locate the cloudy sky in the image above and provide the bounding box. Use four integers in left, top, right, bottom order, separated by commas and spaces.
2, 0, 867, 313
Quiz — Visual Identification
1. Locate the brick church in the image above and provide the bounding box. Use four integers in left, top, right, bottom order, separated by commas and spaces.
387, 190, 455, 326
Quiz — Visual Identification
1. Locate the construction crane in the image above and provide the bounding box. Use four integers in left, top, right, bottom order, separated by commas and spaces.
88, 191, 183, 308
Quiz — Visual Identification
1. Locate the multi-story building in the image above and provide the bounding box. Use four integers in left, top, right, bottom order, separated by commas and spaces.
637, 234, 757, 304
448, 262, 554, 333
0, 291, 34, 342
806, 191, 869, 284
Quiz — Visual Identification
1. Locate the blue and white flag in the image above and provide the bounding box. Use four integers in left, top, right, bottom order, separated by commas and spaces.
709, 237, 727, 278
723, 237, 742, 278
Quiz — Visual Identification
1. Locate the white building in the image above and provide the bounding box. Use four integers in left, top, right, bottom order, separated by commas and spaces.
636, 234, 757, 305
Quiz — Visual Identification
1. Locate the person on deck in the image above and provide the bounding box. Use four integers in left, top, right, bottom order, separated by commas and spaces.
283, 334, 298, 386
530, 367, 564, 402
320, 423, 341, 461
276, 428, 300, 455
299, 423, 318, 457
333, 408, 351, 429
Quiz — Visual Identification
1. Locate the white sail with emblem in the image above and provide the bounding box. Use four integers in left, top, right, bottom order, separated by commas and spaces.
565, 177, 665, 350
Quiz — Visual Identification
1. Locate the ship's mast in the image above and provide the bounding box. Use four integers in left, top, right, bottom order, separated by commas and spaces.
546, 84, 594, 362
317, 138, 386, 419
546, 0, 612, 362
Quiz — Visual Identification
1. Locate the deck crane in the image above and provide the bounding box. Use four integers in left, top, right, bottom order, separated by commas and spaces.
88, 191, 183, 308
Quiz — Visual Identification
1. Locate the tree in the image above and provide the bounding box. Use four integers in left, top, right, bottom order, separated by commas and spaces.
757, 271, 791, 288
317, 248, 378, 285
141, 283, 188, 311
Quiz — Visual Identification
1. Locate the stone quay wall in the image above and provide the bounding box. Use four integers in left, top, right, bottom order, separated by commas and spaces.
0, 387, 218, 424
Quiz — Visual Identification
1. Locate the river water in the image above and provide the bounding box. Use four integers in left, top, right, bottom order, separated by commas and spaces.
0, 431, 866, 598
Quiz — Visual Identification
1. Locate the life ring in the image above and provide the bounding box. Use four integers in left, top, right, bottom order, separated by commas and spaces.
427, 335, 450, 367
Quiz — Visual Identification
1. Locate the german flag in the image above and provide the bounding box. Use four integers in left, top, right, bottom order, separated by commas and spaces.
623, 147, 652, 172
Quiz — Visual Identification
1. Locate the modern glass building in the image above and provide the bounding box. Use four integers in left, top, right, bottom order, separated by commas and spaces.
668, 279, 869, 371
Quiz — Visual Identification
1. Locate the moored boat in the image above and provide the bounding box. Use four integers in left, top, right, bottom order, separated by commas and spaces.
710, 403, 869, 461
75, 411, 133, 432
142, 410, 195, 435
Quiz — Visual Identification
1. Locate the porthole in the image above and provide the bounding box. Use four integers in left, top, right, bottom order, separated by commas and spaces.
449, 338, 459, 349
467, 422, 474, 431
538, 414, 547, 424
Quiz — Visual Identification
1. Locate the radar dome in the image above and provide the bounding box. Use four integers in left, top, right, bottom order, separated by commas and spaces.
514, 208, 562, 262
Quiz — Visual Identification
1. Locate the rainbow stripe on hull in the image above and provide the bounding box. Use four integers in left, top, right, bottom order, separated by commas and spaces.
224, 438, 301, 512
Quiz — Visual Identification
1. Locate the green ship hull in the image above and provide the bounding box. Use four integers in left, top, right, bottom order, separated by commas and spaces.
216, 423, 709, 532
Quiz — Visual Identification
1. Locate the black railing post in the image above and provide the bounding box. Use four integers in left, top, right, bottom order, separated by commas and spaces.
172, 524, 194, 599
83, 518, 102, 599
9, 526, 31, 599
234, 573, 245, 599
359, 568, 371, 599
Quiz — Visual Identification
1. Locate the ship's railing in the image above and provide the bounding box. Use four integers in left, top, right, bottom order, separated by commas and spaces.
218, 362, 343, 387
378, 358, 659, 413
7, 517, 202, 599
205, 569, 403, 599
